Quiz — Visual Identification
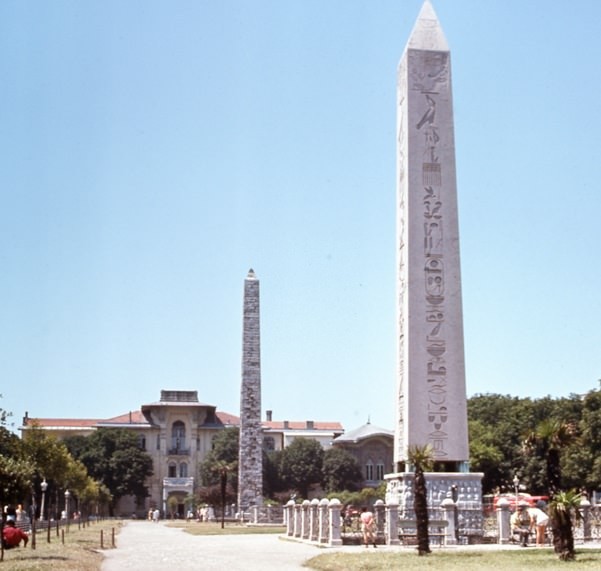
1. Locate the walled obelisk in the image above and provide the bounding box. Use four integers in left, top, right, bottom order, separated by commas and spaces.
237, 269, 263, 511
395, 1, 469, 470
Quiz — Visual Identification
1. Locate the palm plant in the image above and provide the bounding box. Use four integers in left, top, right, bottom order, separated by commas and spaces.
407, 444, 434, 555
524, 419, 576, 553
523, 419, 575, 496
548, 490, 582, 561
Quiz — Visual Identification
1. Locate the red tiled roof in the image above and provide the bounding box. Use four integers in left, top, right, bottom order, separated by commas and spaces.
102, 410, 147, 424
262, 421, 343, 431
24, 418, 101, 428
216, 411, 240, 425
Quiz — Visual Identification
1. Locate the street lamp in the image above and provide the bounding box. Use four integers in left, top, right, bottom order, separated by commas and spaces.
513, 475, 520, 507
40, 479, 48, 521
64, 489, 71, 528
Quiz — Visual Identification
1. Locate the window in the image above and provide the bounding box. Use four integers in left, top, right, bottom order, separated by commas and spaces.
263, 436, 275, 451
365, 461, 374, 481
196, 437, 200, 451
168, 463, 177, 478
138, 435, 146, 450
172, 421, 186, 451
156, 435, 160, 450
376, 462, 385, 481
179, 463, 188, 478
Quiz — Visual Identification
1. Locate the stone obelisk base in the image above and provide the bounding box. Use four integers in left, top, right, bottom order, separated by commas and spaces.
385, 472, 484, 542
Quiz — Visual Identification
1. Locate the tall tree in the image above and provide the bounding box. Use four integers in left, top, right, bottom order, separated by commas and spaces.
279, 438, 323, 499
199, 428, 239, 493
407, 444, 434, 556
64, 428, 153, 515
0, 401, 33, 504
524, 419, 576, 497
321, 448, 363, 493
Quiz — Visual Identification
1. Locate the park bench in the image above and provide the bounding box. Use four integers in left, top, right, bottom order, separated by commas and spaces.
398, 519, 448, 546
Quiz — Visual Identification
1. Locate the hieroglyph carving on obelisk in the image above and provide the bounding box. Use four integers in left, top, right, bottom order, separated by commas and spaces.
395, 1, 469, 468
238, 269, 263, 509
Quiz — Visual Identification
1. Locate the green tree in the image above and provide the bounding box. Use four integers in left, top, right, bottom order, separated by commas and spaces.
407, 444, 434, 556
263, 449, 285, 499
280, 438, 324, 499
524, 419, 576, 497
468, 419, 504, 492
199, 428, 239, 492
0, 400, 33, 503
321, 448, 363, 493
0, 455, 34, 506
64, 428, 153, 515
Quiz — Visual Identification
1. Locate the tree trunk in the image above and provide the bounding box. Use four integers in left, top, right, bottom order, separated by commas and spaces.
414, 469, 431, 555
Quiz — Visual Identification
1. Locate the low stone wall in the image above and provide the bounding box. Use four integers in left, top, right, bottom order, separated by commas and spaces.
282, 498, 467, 547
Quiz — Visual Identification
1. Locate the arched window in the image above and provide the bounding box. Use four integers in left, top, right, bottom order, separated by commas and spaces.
365, 460, 374, 481
376, 462, 385, 481
168, 463, 177, 478
172, 421, 186, 451
179, 463, 188, 478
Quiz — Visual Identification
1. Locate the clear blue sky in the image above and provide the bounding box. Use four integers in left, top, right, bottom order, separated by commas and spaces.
1, 1, 600, 434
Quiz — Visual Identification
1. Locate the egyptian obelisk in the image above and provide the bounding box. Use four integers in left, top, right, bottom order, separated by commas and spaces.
237, 269, 263, 511
395, 1, 469, 470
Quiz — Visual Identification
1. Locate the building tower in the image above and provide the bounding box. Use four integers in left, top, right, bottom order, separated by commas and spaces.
395, 0, 469, 470
237, 269, 263, 511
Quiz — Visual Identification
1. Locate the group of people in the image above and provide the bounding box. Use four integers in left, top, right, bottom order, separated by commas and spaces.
510, 500, 549, 547
147, 508, 161, 522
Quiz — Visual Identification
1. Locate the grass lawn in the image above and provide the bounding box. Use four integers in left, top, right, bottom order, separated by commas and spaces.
169, 520, 286, 536
305, 548, 601, 570
0, 520, 122, 571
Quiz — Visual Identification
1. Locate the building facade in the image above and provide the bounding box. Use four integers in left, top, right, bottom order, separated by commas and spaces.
21, 390, 344, 516
332, 422, 394, 488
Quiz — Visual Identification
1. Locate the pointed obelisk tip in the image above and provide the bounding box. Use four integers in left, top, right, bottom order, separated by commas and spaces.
247, 268, 256, 279
406, 0, 449, 52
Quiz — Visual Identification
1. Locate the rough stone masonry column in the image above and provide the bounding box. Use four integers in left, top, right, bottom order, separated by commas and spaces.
237, 269, 263, 512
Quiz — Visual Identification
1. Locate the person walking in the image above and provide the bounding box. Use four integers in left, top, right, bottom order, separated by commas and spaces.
360, 507, 377, 548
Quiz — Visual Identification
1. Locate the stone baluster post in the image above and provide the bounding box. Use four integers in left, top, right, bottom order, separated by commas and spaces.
580, 497, 591, 542
385, 502, 400, 546
374, 500, 385, 544
301, 500, 311, 539
318, 499, 329, 543
294, 503, 302, 538
285, 500, 295, 536
310, 499, 319, 541
441, 495, 457, 545
328, 499, 342, 546
496, 497, 511, 544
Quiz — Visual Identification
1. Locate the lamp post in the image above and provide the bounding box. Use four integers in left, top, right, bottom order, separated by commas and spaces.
513, 475, 520, 508
64, 490, 71, 530
40, 479, 48, 521
30, 484, 37, 550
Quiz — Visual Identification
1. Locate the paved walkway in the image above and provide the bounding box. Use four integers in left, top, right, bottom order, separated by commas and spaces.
100, 522, 328, 571
101, 521, 601, 571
